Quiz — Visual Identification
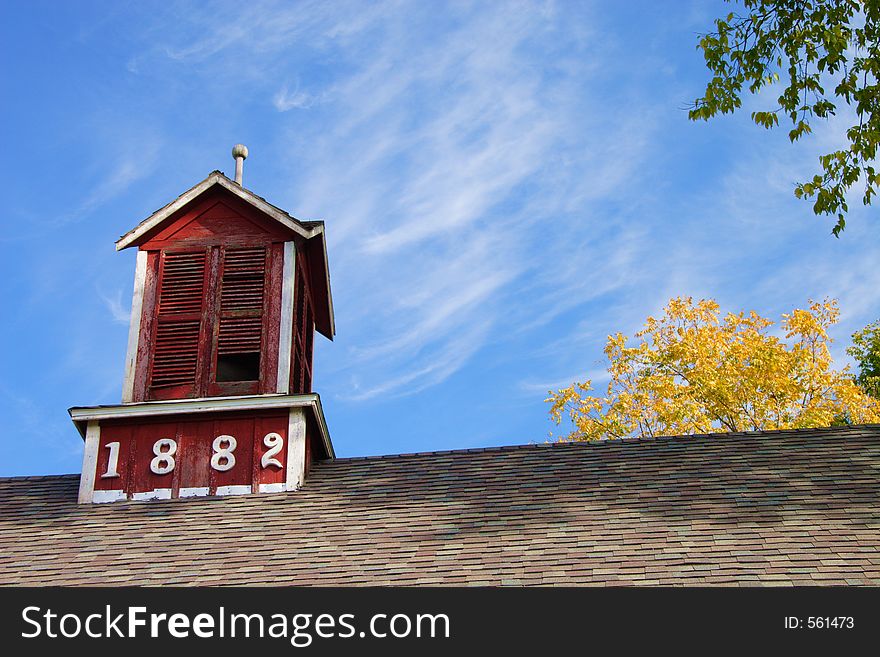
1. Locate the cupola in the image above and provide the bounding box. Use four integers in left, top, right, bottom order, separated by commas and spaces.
69, 147, 335, 503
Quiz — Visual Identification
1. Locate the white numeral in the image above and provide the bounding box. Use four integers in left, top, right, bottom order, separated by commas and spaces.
101, 441, 121, 478
211, 435, 237, 472
150, 438, 177, 475
262, 432, 284, 469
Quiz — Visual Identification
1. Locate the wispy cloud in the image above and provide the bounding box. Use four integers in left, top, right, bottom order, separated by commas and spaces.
99, 288, 131, 324
273, 82, 320, 111
235, 1, 653, 400
519, 368, 611, 396
59, 142, 161, 227
128, 1, 880, 404
143, 1, 638, 400
346, 320, 492, 401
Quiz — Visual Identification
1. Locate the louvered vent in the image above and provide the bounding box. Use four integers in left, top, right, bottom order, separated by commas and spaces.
151, 252, 206, 388
217, 247, 266, 381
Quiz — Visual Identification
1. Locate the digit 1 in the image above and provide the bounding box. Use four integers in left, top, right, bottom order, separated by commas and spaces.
101, 441, 121, 478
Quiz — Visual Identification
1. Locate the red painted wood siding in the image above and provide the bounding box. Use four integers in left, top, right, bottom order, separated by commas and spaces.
138, 190, 294, 249
94, 412, 289, 497
129, 189, 303, 402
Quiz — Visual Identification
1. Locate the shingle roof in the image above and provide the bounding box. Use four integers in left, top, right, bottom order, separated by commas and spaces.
1, 424, 878, 586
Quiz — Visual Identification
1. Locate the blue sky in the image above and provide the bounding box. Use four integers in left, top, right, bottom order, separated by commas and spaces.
1, 1, 878, 477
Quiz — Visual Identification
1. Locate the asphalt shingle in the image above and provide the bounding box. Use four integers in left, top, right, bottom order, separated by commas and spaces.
0, 424, 878, 586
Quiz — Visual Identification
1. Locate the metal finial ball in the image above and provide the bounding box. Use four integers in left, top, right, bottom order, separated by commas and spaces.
232, 144, 249, 159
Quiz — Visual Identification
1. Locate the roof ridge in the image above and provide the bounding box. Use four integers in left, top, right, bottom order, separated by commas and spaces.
323, 423, 880, 464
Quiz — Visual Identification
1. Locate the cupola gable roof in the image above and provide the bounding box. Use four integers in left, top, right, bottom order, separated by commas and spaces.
116, 170, 335, 340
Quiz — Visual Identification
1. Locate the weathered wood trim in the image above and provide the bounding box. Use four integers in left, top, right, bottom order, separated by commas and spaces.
122, 250, 148, 402
179, 487, 210, 498
132, 489, 172, 501
262, 242, 284, 394
286, 407, 307, 491
116, 173, 318, 251
73, 393, 312, 421
276, 241, 295, 393
215, 485, 252, 496
198, 245, 221, 397
92, 490, 126, 503
133, 251, 160, 402
77, 421, 102, 504
309, 225, 336, 339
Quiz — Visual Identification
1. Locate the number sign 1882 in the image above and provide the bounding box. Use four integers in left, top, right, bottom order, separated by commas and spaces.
100, 433, 285, 478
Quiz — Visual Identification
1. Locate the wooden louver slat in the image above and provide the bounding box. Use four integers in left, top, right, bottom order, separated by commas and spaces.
158, 252, 206, 315
151, 320, 200, 386
218, 247, 266, 355
150, 252, 206, 388
218, 317, 263, 354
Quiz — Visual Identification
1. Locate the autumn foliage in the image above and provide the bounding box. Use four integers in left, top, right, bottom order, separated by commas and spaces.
548, 298, 880, 441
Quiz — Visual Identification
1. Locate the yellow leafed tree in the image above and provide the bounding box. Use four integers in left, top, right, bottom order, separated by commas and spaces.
548, 297, 880, 441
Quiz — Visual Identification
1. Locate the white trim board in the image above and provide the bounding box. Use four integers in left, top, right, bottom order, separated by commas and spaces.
77, 421, 101, 504
276, 241, 295, 393
121, 249, 148, 402
215, 485, 252, 496
92, 490, 126, 504
286, 407, 307, 491
132, 489, 172, 501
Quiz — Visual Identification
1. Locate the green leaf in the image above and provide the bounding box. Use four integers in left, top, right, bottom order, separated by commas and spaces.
688, 0, 878, 235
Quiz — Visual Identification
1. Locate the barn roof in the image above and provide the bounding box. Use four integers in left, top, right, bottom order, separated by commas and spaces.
1, 424, 878, 586
115, 170, 335, 339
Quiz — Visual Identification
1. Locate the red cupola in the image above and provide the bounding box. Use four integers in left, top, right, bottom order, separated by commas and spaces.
70, 146, 336, 503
